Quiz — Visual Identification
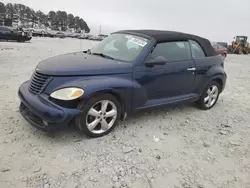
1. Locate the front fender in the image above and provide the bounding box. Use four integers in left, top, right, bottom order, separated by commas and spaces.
44, 74, 134, 113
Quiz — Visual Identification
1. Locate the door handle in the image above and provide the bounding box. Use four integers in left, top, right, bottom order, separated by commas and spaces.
187, 67, 196, 71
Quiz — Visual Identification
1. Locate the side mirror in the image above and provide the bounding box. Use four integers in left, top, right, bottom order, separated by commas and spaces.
145, 56, 167, 67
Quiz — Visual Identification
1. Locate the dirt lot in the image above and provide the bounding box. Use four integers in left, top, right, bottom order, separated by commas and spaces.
0, 38, 250, 188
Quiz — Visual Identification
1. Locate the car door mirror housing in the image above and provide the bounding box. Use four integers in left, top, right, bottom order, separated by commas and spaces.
145, 56, 167, 67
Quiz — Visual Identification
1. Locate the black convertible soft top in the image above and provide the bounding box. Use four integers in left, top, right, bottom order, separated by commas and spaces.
114, 30, 216, 57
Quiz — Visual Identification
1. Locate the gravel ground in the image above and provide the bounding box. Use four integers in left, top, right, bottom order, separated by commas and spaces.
0, 38, 250, 188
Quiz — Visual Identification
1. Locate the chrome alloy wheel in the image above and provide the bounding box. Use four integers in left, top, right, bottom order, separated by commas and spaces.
204, 85, 219, 108
86, 100, 117, 134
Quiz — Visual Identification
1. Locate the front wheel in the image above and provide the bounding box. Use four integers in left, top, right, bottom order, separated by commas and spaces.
75, 94, 121, 138
197, 81, 220, 110
236, 46, 243, 54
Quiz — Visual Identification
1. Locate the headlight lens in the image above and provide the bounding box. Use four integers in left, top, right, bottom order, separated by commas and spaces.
50, 87, 84, 101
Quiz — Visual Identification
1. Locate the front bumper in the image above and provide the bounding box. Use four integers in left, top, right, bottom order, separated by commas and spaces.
18, 81, 81, 132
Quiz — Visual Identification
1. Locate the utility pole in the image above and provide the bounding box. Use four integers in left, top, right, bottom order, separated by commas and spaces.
99, 25, 102, 35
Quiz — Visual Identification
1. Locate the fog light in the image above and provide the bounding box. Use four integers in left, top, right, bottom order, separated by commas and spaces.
43, 120, 48, 126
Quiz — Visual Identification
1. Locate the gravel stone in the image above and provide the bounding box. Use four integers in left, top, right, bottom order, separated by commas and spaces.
229, 141, 241, 146
1, 167, 11, 172
156, 155, 161, 160
203, 141, 210, 147
146, 172, 153, 179
112, 176, 118, 182
33, 167, 42, 173
197, 184, 204, 188
66, 182, 79, 188
122, 147, 134, 154
120, 171, 125, 176
182, 183, 191, 188
219, 130, 228, 135
221, 123, 231, 128
114, 182, 121, 188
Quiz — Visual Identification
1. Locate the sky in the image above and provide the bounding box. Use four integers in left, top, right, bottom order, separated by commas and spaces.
2, 0, 250, 42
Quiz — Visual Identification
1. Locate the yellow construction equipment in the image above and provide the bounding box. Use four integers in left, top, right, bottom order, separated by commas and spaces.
228, 36, 250, 54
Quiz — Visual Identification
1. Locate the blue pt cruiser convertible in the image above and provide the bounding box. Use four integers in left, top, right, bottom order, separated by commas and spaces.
18, 30, 227, 137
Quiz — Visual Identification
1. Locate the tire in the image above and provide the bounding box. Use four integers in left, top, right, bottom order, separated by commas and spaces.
75, 94, 121, 138
236, 46, 243, 54
197, 81, 220, 110
243, 48, 249, 54
17, 39, 25, 43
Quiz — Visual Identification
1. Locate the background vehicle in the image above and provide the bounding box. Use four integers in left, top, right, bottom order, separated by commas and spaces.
0, 26, 32, 42
18, 30, 226, 138
212, 43, 228, 60
228, 36, 250, 54
55, 32, 66, 39
217, 42, 228, 49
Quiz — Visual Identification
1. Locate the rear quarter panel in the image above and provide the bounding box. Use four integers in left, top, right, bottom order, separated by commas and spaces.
194, 55, 226, 95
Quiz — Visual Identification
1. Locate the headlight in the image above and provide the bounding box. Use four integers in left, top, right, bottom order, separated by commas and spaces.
50, 87, 84, 101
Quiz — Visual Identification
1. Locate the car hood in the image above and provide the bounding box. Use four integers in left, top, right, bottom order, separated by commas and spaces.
36, 52, 133, 76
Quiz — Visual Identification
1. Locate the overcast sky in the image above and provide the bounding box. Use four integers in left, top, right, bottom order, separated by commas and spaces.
2, 0, 250, 41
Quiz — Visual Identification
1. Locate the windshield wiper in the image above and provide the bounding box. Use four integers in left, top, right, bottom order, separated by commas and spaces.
83, 49, 91, 54
92, 52, 114, 60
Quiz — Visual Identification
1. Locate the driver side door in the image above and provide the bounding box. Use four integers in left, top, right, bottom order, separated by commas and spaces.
133, 41, 196, 109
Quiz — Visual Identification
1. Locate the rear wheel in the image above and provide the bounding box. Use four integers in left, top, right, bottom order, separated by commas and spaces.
243, 48, 249, 54
75, 94, 121, 138
197, 81, 220, 110
17, 39, 25, 42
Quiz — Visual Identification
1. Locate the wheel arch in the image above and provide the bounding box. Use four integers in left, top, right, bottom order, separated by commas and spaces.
82, 89, 129, 120
212, 77, 223, 92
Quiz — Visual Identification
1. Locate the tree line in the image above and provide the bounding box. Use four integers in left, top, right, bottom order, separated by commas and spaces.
0, 2, 90, 33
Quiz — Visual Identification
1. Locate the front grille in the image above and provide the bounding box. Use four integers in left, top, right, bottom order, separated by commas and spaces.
29, 71, 50, 94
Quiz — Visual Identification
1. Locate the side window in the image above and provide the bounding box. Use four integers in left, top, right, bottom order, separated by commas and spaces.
150, 41, 191, 62
190, 40, 206, 58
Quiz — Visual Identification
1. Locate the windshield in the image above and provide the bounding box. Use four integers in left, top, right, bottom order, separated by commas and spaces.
236, 36, 245, 43
90, 33, 149, 61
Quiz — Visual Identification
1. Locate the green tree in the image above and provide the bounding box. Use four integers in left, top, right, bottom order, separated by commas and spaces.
0, 2, 5, 14
5, 3, 14, 19
74, 16, 80, 29
56, 11, 67, 31
67, 13, 75, 28
13, 4, 27, 24
48, 11, 56, 27
36, 10, 48, 26
0, 2, 5, 25
4, 3, 14, 26
0, 2, 90, 32
78, 18, 90, 33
